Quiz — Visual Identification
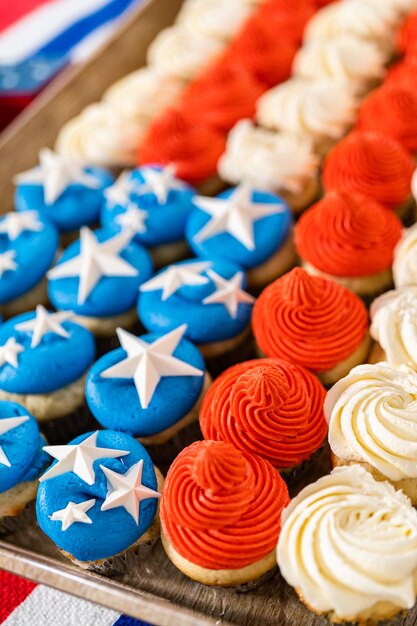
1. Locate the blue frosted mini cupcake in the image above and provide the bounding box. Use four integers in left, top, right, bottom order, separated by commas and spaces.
0, 306, 95, 425
0, 401, 49, 531
14, 148, 113, 239
86, 324, 210, 445
138, 258, 254, 358
101, 164, 196, 267
186, 184, 295, 288
36, 430, 163, 571
48, 226, 153, 336
0, 210, 59, 318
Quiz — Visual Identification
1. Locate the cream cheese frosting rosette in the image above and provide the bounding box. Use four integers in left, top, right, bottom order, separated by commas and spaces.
370, 288, 417, 367
325, 362, 417, 503
256, 78, 359, 156
277, 465, 417, 624
218, 120, 319, 213
393, 223, 417, 288
176, 0, 252, 41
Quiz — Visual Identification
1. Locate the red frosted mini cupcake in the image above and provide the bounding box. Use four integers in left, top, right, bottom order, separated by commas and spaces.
397, 10, 417, 58
295, 191, 403, 296
160, 440, 289, 586
322, 131, 414, 216
252, 268, 370, 385
200, 358, 327, 471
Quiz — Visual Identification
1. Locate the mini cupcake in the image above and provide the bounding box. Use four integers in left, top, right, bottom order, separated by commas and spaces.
86, 325, 210, 445
186, 184, 295, 288
101, 165, 195, 267
0, 401, 49, 532
393, 223, 417, 287
160, 440, 289, 587
0, 306, 95, 425
218, 120, 320, 214
370, 287, 417, 366
256, 78, 359, 157
322, 131, 415, 217
37, 430, 163, 571
295, 191, 402, 296
326, 362, 417, 504
138, 258, 254, 358
252, 268, 370, 386
0, 210, 59, 318
47, 227, 153, 336
200, 358, 327, 472
278, 465, 417, 624
14, 148, 113, 239
176, 0, 252, 41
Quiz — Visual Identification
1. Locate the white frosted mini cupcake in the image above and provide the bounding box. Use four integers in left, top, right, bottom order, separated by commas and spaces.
394, 224, 417, 288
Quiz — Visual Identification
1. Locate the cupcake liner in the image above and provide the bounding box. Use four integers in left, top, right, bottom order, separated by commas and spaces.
206, 332, 257, 379
226, 565, 278, 594
142, 420, 203, 475
0, 499, 36, 537
282, 442, 331, 498
40, 404, 99, 445
81, 536, 160, 576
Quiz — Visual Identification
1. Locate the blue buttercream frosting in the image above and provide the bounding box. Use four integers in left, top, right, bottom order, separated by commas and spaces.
48, 228, 153, 317
137, 257, 253, 344
0, 401, 49, 494
0, 211, 59, 304
101, 165, 196, 247
0, 312, 95, 394
36, 430, 159, 562
86, 332, 205, 437
15, 167, 114, 233
186, 187, 293, 269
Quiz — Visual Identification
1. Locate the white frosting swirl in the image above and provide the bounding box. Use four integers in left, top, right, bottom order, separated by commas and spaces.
146, 26, 225, 81
325, 362, 417, 481
347, 0, 417, 18
176, 0, 252, 41
293, 36, 387, 88
256, 78, 359, 143
56, 103, 144, 167
371, 288, 417, 370
103, 67, 184, 124
278, 465, 417, 620
218, 119, 319, 194
393, 224, 417, 289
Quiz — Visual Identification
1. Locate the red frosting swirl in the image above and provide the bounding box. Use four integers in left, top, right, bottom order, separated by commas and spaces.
397, 10, 417, 57
295, 191, 402, 277
357, 83, 417, 152
322, 131, 414, 210
160, 440, 289, 570
200, 359, 327, 469
138, 108, 226, 184
257, 0, 316, 45
180, 55, 265, 133
252, 267, 368, 372
385, 59, 417, 92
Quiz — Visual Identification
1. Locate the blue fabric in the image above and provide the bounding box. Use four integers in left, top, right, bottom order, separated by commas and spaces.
114, 616, 152, 626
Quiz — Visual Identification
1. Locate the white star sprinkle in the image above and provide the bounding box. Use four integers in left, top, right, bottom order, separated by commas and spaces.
40, 431, 129, 485
203, 270, 255, 318
0, 250, 17, 277
14, 148, 101, 205
0, 415, 29, 467
115, 205, 148, 235
47, 227, 138, 305
140, 261, 211, 301
15, 305, 73, 348
0, 211, 43, 241
101, 460, 160, 524
0, 338, 24, 368
104, 171, 135, 207
49, 499, 96, 531
137, 165, 186, 204
100, 325, 203, 409
193, 184, 284, 251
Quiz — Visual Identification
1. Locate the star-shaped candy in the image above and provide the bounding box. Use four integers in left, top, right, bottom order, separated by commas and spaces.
115, 205, 148, 235
140, 261, 211, 301
40, 431, 129, 485
193, 184, 284, 251
0, 415, 29, 467
104, 171, 135, 207
15, 305, 73, 348
0, 211, 43, 241
49, 499, 96, 531
47, 227, 138, 305
100, 325, 203, 409
14, 148, 101, 205
100, 460, 160, 524
203, 270, 255, 318
0, 250, 17, 277
137, 165, 185, 204
0, 337, 24, 368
